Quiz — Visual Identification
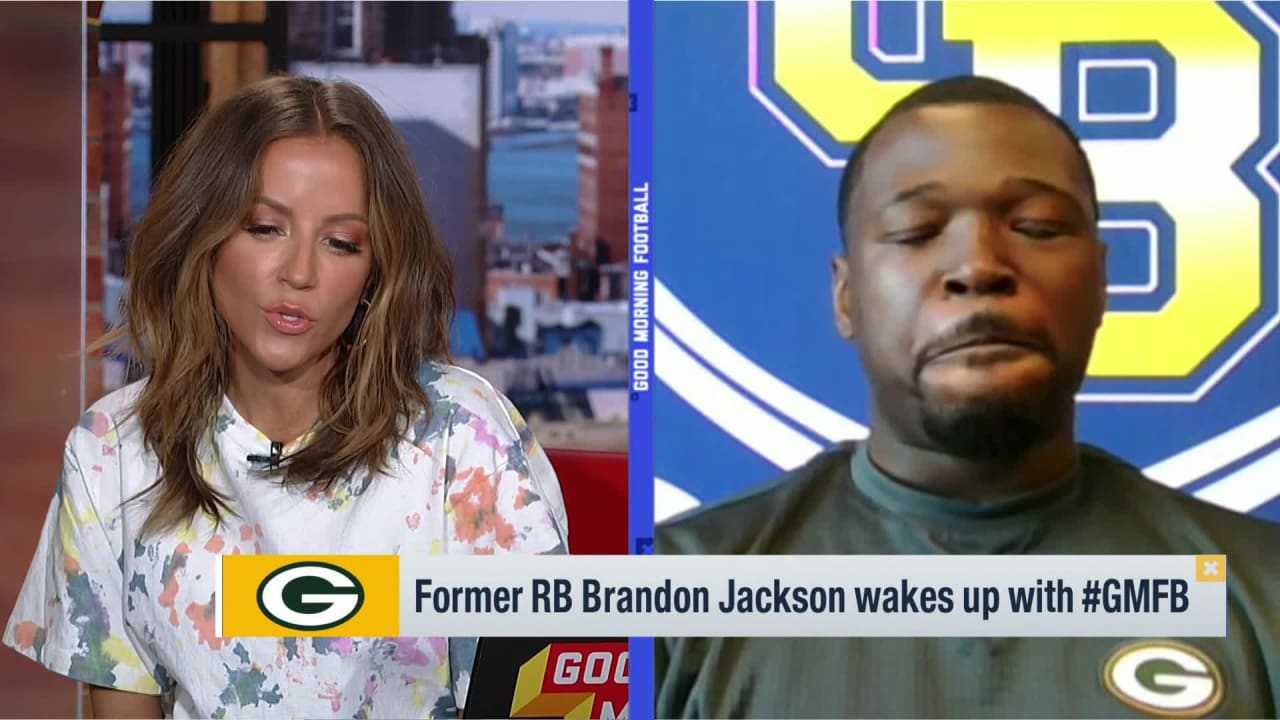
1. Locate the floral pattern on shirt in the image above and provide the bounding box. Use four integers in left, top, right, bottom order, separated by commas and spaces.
4, 362, 568, 718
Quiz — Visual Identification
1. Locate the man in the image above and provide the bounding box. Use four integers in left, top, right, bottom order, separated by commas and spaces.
655, 76, 1280, 719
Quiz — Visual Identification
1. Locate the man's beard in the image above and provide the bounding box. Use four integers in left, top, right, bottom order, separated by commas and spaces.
917, 382, 1068, 464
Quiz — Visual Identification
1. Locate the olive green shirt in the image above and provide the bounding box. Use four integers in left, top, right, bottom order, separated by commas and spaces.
656, 442, 1280, 718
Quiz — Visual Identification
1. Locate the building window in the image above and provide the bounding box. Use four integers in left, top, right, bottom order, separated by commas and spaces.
326, 1, 362, 59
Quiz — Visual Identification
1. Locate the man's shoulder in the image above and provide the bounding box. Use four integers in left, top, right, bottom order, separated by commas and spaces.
656, 442, 858, 555
1081, 443, 1280, 545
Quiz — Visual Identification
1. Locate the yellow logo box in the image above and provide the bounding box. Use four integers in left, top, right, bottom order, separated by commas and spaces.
220, 555, 400, 637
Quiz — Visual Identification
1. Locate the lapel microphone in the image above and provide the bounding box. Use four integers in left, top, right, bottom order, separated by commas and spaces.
246, 441, 285, 469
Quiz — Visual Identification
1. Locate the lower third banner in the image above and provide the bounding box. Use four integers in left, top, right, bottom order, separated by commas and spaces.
218, 554, 1227, 639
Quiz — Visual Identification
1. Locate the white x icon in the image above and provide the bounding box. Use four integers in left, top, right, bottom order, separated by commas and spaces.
1203, 560, 1219, 576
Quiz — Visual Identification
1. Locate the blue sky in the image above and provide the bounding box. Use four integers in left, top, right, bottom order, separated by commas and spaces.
100, 0, 149, 23
101, 1, 626, 29
453, 1, 626, 28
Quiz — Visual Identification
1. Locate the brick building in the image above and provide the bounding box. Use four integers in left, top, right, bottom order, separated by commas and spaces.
573, 46, 628, 301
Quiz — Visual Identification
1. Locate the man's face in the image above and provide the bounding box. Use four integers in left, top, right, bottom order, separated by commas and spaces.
833, 103, 1107, 462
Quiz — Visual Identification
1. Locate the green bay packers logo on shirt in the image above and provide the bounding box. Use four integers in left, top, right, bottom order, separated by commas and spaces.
1102, 640, 1225, 717
256, 561, 366, 631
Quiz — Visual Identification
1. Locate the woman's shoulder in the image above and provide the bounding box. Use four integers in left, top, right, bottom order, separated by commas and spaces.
412, 362, 569, 550
68, 379, 149, 452
56, 380, 155, 524
415, 361, 519, 421
410, 360, 533, 451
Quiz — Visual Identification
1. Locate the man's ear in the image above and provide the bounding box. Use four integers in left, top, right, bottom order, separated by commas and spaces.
832, 254, 857, 341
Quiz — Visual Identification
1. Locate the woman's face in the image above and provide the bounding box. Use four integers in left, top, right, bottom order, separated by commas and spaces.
212, 136, 373, 382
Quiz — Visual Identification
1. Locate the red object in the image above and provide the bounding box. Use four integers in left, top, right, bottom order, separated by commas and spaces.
538, 642, 629, 717
545, 449, 628, 555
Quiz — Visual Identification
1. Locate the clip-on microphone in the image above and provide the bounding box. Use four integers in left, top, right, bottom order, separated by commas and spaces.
246, 441, 285, 469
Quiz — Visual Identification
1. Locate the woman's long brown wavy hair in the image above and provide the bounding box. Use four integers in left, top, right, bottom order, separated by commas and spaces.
94, 75, 455, 537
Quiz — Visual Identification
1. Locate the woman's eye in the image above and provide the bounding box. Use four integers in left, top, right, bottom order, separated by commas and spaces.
246, 223, 283, 237
327, 237, 361, 254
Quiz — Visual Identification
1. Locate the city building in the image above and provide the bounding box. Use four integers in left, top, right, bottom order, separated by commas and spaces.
574, 45, 629, 300
563, 34, 628, 78
287, 1, 382, 62
288, 2, 459, 65
486, 22, 520, 128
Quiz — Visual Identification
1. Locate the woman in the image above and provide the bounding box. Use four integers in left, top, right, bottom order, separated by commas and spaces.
3, 75, 568, 718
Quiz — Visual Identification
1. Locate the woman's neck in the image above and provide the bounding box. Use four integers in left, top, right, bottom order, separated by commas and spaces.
224, 351, 333, 443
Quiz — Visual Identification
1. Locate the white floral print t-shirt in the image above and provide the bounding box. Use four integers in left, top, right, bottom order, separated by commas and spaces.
3, 361, 569, 718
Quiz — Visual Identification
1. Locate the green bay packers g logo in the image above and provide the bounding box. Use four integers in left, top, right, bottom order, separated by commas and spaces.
256, 561, 365, 631
752, 1, 1279, 400
1102, 641, 1225, 717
